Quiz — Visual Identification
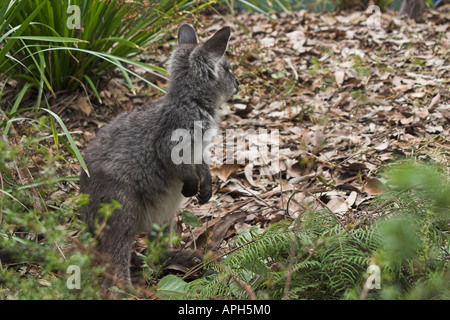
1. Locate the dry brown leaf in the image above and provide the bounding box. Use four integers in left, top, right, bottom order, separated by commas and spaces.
216, 163, 240, 182
374, 140, 389, 151
244, 163, 257, 187
286, 161, 302, 178
334, 70, 345, 87
363, 177, 387, 195
196, 211, 247, 251
326, 191, 357, 213
428, 93, 440, 112
77, 96, 92, 116
326, 197, 348, 213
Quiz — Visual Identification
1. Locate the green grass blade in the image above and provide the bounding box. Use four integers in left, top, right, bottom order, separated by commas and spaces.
3, 83, 33, 137
49, 115, 58, 152
83, 75, 102, 103
92, 37, 139, 49
4, 176, 79, 193
0, 189, 32, 213
41, 108, 88, 176
0, 108, 35, 129
112, 57, 135, 94
35, 46, 167, 92
237, 0, 275, 19
7, 36, 89, 43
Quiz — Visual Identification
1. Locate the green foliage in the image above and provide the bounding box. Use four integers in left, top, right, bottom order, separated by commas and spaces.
0, 0, 211, 95
185, 212, 374, 299
425, 0, 434, 8
156, 274, 190, 299
352, 55, 372, 79
0, 118, 103, 299
0, 92, 89, 174
144, 223, 181, 269
231, 0, 298, 13
182, 210, 203, 228
171, 162, 449, 300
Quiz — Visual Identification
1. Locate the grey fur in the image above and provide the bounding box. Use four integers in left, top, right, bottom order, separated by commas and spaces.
399, 0, 425, 20
79, 24, 239, 289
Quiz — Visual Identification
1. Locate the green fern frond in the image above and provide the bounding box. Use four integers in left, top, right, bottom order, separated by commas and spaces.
186, 163, 449, 299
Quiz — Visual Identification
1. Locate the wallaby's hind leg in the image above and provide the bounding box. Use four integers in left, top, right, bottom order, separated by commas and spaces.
99, 227, 135, 292
95, 206, 138, 292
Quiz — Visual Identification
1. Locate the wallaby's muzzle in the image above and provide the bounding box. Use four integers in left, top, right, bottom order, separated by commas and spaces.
233, 77, 239, 95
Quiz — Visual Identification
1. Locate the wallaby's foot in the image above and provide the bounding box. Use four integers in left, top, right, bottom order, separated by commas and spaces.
163, 249, 204, 274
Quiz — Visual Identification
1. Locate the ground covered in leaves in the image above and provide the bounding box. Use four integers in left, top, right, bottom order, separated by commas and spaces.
2, 8, 449, 294
150, 9, 448, 263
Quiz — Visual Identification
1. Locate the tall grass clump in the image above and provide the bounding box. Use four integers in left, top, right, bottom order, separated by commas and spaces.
0, 0, 213, 97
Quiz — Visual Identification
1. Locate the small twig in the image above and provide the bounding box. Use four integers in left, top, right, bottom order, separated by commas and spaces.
282, 218, 301, 300
230, 272, 257, 300
278, 171, 285, 211
234, 180, 278, 212
55, 242, 66, 261
0, 171, 3, 223
218, 185, 295, 218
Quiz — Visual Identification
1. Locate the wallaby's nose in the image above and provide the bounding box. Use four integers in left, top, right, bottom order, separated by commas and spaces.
234, 78, 239, 94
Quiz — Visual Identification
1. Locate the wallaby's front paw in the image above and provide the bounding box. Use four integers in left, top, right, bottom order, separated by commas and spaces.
197, 183, 212, 204
182, 179, 198, 198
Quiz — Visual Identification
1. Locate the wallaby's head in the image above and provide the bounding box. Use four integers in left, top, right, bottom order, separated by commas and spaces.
167, 23, 239, 108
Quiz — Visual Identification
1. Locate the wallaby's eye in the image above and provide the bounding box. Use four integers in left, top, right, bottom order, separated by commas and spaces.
222, 61, 231, 73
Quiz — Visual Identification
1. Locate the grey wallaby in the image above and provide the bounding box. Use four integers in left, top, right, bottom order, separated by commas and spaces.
79, 23, 239, 290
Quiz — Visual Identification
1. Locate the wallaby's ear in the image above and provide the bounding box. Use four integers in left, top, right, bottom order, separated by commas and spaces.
203, 26, 231, 60
178, 23, 198, 45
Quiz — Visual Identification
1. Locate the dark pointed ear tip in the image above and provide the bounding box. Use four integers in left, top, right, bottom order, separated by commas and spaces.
219, 26, 231, 37
208, 26, 231, 44
179, 23, 195, 32
178, 23, 198, 45
180, 22, 192, 28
